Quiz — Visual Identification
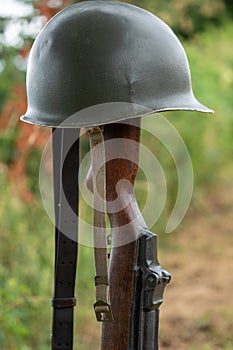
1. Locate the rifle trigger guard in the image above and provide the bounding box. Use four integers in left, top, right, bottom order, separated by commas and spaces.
94, 300, 113, 322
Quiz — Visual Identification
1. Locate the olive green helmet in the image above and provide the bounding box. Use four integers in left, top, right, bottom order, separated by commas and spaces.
21, 1, 212, 127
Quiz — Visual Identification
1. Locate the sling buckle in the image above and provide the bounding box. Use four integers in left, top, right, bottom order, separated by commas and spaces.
52, 297, 77, 309
94, 300, 113, 322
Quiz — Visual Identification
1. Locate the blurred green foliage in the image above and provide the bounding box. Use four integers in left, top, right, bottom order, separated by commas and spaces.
0, 46, 24, 111
0, 0, 233, 349
136, 21, 233, 233
0, 126, 18, 164
26, 148, 42, 194
0, 174, 53, 349
130, 0, 233, 38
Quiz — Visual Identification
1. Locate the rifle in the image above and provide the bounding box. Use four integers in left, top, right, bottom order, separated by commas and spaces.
87, 119, 171, 349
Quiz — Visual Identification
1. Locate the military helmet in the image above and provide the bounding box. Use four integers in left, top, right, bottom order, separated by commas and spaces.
21, 1, 212, 128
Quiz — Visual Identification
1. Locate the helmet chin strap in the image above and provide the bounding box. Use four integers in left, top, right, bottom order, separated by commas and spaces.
88, 126, 113, 322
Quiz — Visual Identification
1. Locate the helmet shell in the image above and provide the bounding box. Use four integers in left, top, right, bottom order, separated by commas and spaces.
21, 1, 212, 128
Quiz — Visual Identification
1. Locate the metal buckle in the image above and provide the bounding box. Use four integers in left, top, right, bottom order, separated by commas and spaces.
94, 300, 113, 322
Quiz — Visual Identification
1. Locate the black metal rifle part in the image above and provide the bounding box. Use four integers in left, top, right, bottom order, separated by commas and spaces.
129, 230, 171, 350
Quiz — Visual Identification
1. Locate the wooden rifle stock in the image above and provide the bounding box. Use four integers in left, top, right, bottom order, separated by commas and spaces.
101, 119, 146, 349
87, 118, 170, 349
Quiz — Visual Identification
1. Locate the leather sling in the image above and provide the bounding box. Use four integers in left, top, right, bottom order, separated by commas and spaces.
88, 127, 113, 322
51, 128, 79, 350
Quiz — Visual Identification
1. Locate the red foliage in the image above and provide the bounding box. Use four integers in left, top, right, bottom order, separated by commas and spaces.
19, 45, 30, 59
35, 0, 71, 20
36, 3, 60, 19
0, 84, 50, 203
0, 0, 72, 202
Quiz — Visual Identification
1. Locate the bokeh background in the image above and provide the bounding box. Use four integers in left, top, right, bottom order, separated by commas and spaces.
0, 0, 232, 349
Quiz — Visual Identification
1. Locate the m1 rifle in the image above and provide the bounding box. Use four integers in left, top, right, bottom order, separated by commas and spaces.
90, 120, 171, 349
